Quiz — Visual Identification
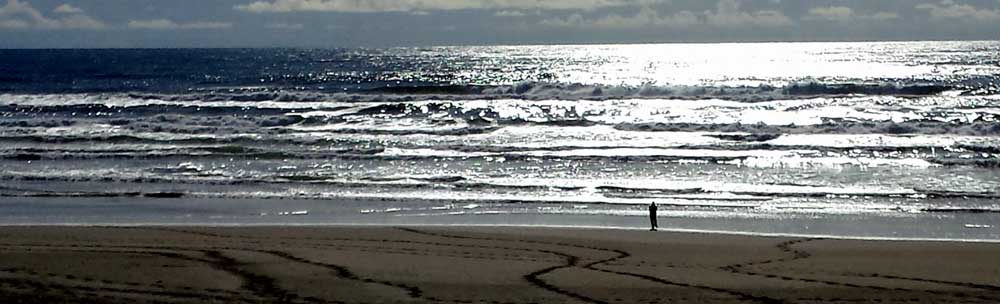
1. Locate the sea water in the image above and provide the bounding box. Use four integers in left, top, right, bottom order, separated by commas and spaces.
1, 42, 998, 240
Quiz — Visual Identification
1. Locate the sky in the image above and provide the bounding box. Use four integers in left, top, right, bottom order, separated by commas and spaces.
1, 0, 999, 48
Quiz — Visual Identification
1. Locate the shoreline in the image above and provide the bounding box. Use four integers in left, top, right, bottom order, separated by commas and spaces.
2, 196, 998, 243
1, 222, 999, 244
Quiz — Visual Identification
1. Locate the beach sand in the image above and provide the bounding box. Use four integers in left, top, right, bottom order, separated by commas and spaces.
0, 226, 998, 303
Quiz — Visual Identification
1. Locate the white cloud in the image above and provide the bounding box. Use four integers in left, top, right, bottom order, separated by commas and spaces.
128, 19, 233, 30
916, 0, 1000, 22
494, 10, 526, 17
599, 7, 699, 28
266, 22, 304, 30
52, 4, 83, 14
2, 1, 235, 31
869, 12, 901, 21
0, 0, 106, 30
0, 18, 27, 29
541, 0, 790, 29
59, 14, 106, 29
805, 6, 853, 21
805, 6, 900, 22
541, 6, 699, 29
235, 0, 669, 13
705, 0, 791, 28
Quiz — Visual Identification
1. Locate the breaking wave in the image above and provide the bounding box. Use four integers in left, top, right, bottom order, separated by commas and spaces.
34, 81, 982, 103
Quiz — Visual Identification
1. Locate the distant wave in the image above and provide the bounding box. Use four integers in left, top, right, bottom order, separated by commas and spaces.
5, 91, 1000, 135
927, 158, 1000, 168
2, 175, 998, 209
921, 207, 1000, 214
0, 190, 186, 199
596, 184, 1000, 200
2, 80, 978, 107
130, 81, 972, 102
616, 121, 1000, 136
0, 104, 294, 117
489, 81, 963, 100
295, 125, 505, 136
2, 138, 996, 169
703, 133, 783, 142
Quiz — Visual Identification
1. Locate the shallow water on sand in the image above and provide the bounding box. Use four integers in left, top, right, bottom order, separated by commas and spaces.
1, 197, 997, 242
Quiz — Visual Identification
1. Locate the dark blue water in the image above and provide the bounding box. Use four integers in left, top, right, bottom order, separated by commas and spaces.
0, 48, 550, 94
2, 45, 998, 97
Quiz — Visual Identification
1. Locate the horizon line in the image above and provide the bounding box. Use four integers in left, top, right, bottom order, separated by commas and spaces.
1, 38, 998, 50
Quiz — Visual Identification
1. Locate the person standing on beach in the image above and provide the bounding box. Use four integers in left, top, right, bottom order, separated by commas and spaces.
648, 202, 658, 231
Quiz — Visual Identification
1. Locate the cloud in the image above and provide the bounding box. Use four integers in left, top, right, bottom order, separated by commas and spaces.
128, 19, 233, 30
705, 0, 791, 27
869, 12, 901, 21
805, 6, 853, 21
541, 0, 790, 29
52, 4, 82, 14
541, 6, 699, 29
0, 0, 106, 30
235, 0, 669, 13
804, 6, 900, 22
266, 22, 304, 30
2, 1, 236, 32
494, 10, 526, 17
916, 0, 1000, 22
0, 18, 27, 28
59, 14, 106, 29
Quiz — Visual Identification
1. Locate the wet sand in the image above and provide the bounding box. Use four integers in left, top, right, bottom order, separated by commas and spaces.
0, 226, 998, 303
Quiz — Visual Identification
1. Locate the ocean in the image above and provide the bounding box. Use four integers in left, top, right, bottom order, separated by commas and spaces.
1, 41, 998, 240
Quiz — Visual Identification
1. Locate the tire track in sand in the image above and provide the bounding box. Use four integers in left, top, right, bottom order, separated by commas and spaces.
0, 246, 276, 302
395, 228, 609, 304
720, 238, 1000, 302
142, 226, 618, 303
132, 227, 433, 302
397, 227, 787, 304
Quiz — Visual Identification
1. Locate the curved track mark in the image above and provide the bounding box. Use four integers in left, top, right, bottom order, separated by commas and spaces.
0, 276, 251, 302
1, 242, 319, 303
143, 226, 610, 303
398, 227, 609, 304
397, 227, 787, 304
127, 227, 435, 302
860, 274, 1000, 292
259, 249, 426, 299
0, 247, 268, 302
582, 248, 787, 304
722, 238, 999, 302
200, 250, 310, 303
0, 248, 248, 299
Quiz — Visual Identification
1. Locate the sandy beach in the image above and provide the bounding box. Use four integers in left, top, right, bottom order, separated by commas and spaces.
0, 226, 998, 303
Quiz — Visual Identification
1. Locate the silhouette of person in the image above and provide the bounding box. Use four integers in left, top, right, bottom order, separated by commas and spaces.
648, 201, 658, 231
